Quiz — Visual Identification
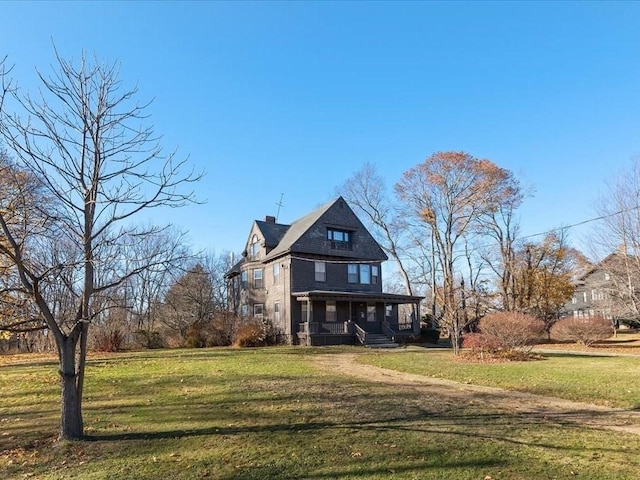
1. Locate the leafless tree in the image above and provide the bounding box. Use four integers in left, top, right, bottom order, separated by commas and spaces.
337, 163, 417, 299
199, 249, 236, 311
119, 226, 192, 333
160, 263, 215, 346
0, 51, 201, 440
588, 158, 640, 320
461, 236, 494, 325
476, 172, 526, 311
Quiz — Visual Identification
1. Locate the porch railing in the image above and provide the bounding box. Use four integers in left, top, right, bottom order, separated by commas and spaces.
381, 321, 396, 343
354, 323, 367, 345
300, 321, 352, 335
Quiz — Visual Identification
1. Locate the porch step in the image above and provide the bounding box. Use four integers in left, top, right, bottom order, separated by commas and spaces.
364, 333, 399, 349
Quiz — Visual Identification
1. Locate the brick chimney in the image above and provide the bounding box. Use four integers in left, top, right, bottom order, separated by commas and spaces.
265, 215, 276, 223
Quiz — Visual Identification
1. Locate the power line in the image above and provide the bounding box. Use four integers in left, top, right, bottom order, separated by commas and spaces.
519, 204, 640, 241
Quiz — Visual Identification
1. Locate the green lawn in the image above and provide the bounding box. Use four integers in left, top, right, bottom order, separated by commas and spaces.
0, 347, 639, 479
358, 347, 640, 409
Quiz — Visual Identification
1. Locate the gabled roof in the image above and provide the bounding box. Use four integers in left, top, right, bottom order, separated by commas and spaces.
577, 252, 625, 281
263, 197, 338, 261
226, 196, 387, 278
254, 220, 290, 249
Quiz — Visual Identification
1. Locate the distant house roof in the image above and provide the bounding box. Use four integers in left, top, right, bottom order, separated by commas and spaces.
575, 252, 626, 281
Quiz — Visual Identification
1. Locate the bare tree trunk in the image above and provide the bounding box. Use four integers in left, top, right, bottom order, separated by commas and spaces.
58, 334, 82, 440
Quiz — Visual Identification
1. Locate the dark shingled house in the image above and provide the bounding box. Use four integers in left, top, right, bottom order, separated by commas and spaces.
225, 196, 423, 346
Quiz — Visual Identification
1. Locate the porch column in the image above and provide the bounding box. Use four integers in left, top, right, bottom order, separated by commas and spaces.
383, 301, 387, 326
413, 300, 421, 334
306, 298, 312, 346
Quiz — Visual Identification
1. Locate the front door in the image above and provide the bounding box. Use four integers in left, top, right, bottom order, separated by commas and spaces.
352, 303, 366, 327
353, 303, 381, 333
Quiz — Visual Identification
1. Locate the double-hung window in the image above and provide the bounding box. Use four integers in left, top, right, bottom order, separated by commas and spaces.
360, 264, 371, 284
253, 268, 263, 288
315, 262, 326, 282
348, 264, 358, 283
254, 303, 263, 319
273, 263, 280, 284
250, 235, 260, 260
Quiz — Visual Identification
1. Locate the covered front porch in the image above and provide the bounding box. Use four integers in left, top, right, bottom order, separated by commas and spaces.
293, 290, 423, 347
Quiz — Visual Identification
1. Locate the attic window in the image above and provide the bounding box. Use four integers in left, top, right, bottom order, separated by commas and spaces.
250, 235, 260, 260
327, 228, 352, 250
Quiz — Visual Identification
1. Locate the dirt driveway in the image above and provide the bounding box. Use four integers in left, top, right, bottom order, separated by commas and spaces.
314, 352, 640, 436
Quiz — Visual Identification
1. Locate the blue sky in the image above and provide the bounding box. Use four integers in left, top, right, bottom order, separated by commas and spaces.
2, 1, 639, 258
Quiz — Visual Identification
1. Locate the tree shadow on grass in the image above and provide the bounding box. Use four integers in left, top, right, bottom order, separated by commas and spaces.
213, 458, 503, 480
85, 409, 638, 455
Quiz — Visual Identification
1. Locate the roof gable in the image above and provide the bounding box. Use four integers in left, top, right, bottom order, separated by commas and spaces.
255, 220, 290, 249
264, 196, 387, 261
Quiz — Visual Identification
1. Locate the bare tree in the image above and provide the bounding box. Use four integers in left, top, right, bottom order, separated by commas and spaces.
461, 236, 494, 325
337, 163, 416, 299
90, 226, 193, 349
199, 249, 236, 311
120, 226, 192, 334
588, 158, 640, 320
0, 51, 201, 440
160, 263, 215, 346
477, 171, 526, 311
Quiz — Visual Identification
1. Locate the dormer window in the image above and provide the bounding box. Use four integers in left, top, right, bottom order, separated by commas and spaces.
327, 228, 352, 250
250, 234, 260, 260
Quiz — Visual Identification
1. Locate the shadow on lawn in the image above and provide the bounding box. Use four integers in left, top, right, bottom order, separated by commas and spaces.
538, 351, 640, 359
213, 458, 503, 480
86, 409, 637, 455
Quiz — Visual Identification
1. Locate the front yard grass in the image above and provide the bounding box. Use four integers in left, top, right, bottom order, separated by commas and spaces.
1, 346, 639, 479
359, 347, 640, 409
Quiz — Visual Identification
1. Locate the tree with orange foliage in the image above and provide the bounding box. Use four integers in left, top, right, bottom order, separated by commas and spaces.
395, 151, 520, 354
512, 232, 577, 333
0, 148, 47, 334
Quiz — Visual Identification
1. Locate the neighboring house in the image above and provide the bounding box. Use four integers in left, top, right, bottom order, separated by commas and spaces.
564, 252, 640, 326
225, 196, 423, 346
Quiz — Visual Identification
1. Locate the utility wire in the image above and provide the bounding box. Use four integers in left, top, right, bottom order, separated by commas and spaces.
519, 204, 640, 241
